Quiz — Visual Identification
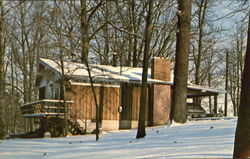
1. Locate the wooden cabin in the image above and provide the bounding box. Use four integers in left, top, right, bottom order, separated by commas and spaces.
20, 57, 224, 137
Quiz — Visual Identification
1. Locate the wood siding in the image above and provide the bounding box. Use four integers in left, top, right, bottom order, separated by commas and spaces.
65, 83, 156, 129
131, 86, 148, 121
66, 84, 120, 121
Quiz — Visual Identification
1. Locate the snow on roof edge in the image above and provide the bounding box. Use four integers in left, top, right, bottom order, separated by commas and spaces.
38, 58, 225, 94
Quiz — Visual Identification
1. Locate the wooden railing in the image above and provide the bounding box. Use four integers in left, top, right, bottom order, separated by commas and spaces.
20, 99, 74, 117
20, 99, 88, 134
68, 109, 87, 129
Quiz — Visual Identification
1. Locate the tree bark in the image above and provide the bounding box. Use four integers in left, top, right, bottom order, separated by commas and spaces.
80, 1, 100, 140
195, 0, 207, 86
80, 0, 89, 62
0, 0, 5, 139
60, 54, 68, 137
136, 0, 153, 139
233, 13, 250, 158
171, 0, 192, 123
103, 1, 109, 65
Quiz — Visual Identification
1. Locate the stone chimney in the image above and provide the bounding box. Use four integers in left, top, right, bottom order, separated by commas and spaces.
150, 57, 171, 126
151, 57, 171, 81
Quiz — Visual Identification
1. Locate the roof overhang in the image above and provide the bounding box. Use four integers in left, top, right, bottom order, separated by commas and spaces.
38, 58, 172, 85
67, 74, 172, 85
38, 58, 225, 96
187, 85, 225, 98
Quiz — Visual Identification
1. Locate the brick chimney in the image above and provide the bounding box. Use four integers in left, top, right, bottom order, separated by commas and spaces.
150, 57, 171, 126
112, 53, 118, 67
151, 57, 171, 81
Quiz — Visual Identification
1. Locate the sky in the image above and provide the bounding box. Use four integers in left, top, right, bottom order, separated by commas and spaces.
213, 1, 249, 47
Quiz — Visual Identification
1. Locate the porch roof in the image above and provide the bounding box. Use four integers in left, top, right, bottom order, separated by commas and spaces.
187, 85, 225, 98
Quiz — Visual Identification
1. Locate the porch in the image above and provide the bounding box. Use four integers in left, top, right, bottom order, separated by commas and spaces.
20, 99, 74, 118
187, 84, 225, 117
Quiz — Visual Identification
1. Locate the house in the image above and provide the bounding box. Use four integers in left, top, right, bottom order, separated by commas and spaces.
20, 57, 224, 137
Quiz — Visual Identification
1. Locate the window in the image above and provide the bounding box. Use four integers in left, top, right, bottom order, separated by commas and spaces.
39, 87, 45, 100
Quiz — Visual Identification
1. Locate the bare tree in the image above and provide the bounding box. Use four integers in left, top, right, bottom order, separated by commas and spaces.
193, 0, 208, 86
233, 13, 250, 158
228, 26, 246, 116
171, 0, 192, 123
80, 0, 104, 62
79, 1, 104, 141
0, 0, 5, 139
136, 0, 153, 139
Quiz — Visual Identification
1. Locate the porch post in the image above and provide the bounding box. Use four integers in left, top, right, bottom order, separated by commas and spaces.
193, 97, 196, 107
213, 95, 218, 115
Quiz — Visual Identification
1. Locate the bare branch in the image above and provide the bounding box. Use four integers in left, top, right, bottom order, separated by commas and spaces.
107, 21, 143, 38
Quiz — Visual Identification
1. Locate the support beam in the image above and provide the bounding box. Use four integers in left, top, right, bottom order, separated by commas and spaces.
193, 97, 196, 107
224, 50, 229, 116
214, 95, 218, 115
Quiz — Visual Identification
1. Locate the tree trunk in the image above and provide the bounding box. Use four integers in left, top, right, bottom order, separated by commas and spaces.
80, 2, 99, 140
60, 54, 68, 137
0, 1, 3, 90
136, 0, 153, 139
171, 0, 192, 123
236, 45, 240, 115
233, 14, 250, 158
0, 0, 5, 139
194, 0, 208, 109
80, 0, 89, 62
103, 1, 109, 65
195, 0, 207, 86
84, 56, 100, 141
131, 0, 139, 67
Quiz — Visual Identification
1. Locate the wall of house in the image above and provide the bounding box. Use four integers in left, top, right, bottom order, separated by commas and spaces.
152, 85, 171, 125
36, 63, 61, 100
65, 57, 172, 132
131, 86, 149, 128
65, 82, 150, 131
65, 83, 120, 132
37, 57, 173, 133
119, 84, 149, 129
151, 57, 172, 125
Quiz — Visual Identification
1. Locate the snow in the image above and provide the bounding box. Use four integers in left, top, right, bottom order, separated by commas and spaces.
39, 58, 223, 94
0, 118, 237, 159
39, 58, 170, 85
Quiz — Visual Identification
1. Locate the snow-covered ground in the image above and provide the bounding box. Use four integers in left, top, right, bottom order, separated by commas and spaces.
0, 118, 237, 159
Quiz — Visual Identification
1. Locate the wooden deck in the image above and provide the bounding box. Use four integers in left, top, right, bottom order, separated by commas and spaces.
20, 99, 74, 118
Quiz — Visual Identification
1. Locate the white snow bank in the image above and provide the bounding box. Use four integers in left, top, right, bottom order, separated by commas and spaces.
0, 118, 237, 159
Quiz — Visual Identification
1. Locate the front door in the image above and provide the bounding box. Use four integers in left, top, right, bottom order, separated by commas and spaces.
119, 83, 132, 129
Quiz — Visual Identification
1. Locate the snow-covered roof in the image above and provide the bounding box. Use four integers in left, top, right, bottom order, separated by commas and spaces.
188, 85, 225, 94
39, 58, 171, 85
38, 58, 224, 95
